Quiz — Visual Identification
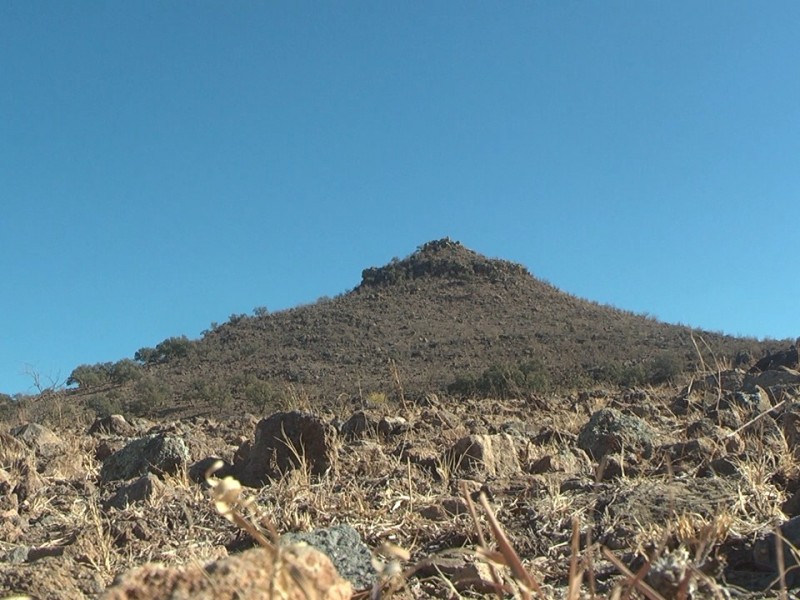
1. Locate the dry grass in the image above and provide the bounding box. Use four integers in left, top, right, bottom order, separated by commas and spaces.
2, 370, 800, 598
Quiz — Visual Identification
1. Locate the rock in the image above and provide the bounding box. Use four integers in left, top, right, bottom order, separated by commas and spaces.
10, 423, 63, 458
88, 415, 136, 437
0, 559, 102, 600
577, 408, 655, 460
690, 370, 746, 394
233, 411, 336, 487
418, 496, 469, 521
744, 369, 800, 396
658, 438, 715, 465
101, 543, 352, 599
753, 516, 800, 587
378, 416, 409, 437
415, 550, 496, 593
280, 524, 374, 591
718, 388, 771, 414
446, 434, 521, 479
105, 474, 164, 509
340, 411, 378, 439
749, 345, 799, 373
100, 434, 189, 483
188, 456, 233, 483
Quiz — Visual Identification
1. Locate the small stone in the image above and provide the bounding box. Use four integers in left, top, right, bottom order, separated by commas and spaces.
446, 434, 520, 479
105, 474, 164, 509
100, 435, 189, 483
577, 408, 655, 460
89, 415, 136, 437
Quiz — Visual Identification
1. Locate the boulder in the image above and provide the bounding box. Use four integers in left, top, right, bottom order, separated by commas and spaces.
744, 369, 800, 397
100, 434, 189, 483
340, 411, 378, 439
88, 415, 135, 437
101, 543, 352, 599
749, 344, 799, 373
753, 516, 800, 588
10, 423, 63, 458
280, 524, 374, 591
233, 411, 336, 487
378, 416, 410, 437
577, 408, 655, 460
446, 434, 521, 479
105, 474, 164, 510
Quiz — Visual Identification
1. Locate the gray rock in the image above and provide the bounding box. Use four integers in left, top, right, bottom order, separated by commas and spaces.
10, 423, 63, 458
100, 434, 189, 483
753, 516, 800, 587
280, 524, 374, 591
4, 545, 30, 564
744, 369, 800, 395
446, 434, 521, 478
378, 416, 409, 437
88, 415, 135, 437
340, 411, 378, 439
105, 473, 164, 509
577, 408, 655, 460
233, 411, 336, 487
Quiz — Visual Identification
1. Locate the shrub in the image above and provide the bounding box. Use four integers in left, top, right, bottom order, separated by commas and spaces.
448, 360, 550, 398
87, 392, 125, 418
109, 359, 143, 385
648, 352, 685, 384
136, 336, 192, 365
129, 376, 169, 415
243, 379, 286, 414
67, 363, 112, 389
134, 347, 159, 364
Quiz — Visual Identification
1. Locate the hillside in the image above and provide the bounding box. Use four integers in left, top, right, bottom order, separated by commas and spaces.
4, 239, 800, 599
21, 238, 785, 421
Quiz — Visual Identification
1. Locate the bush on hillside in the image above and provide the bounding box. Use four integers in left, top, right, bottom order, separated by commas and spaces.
448, 359, 550, 398
68, 359, 143, 389
135, 336, 192, 365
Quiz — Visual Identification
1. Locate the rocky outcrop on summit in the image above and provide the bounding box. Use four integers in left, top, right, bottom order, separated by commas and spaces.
359, 238, 529, 287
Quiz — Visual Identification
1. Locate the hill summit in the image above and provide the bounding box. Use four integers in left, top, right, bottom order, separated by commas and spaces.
359, 238, 529, 287
58, 238, 779, 420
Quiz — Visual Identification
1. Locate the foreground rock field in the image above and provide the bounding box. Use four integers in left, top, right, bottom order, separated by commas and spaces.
2, 362, 800, 598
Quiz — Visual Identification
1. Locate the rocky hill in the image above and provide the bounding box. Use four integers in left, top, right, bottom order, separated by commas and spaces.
16, 238, 786, 422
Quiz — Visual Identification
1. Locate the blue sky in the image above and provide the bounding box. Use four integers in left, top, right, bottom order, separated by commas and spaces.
2, 2, 798, 395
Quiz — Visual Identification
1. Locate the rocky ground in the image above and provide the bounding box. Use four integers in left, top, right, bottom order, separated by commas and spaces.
3, 360, 800, 598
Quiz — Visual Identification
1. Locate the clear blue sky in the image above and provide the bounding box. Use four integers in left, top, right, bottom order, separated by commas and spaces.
2, 3, 798, 395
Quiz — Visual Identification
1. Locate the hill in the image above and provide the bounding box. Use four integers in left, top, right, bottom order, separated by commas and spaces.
16, 238, 786, 421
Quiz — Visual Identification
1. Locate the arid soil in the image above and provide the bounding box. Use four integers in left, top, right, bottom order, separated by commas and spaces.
3, 360, 800, 598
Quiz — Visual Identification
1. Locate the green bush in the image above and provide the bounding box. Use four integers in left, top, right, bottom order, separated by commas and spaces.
128, 376, 169, 415
68, 363, 112, 388
135, 336, 192, 365
87, 392, 125, 418
243, 379, 286, 414
448, 360, 550, 398
68, 359, 143, 389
